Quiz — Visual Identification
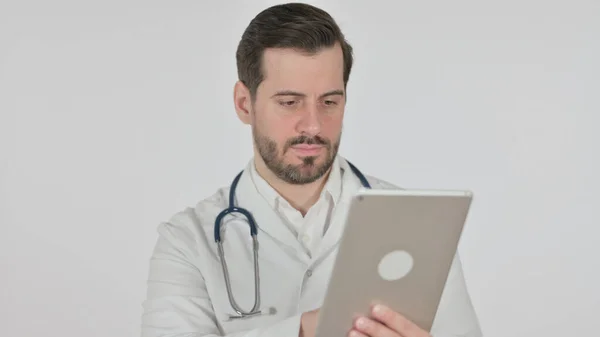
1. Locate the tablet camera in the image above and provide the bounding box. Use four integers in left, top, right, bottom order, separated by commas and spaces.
378, 250, 414, 281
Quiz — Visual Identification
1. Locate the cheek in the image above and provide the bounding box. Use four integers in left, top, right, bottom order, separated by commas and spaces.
321, 114, 344, 135
260, 115, 296, 142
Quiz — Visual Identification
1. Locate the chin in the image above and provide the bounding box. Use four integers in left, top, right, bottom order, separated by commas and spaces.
290, 154, 323, 165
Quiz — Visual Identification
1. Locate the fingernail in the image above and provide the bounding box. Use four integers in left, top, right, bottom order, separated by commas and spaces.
355, 317, 368, 329
372, 304, 387, 316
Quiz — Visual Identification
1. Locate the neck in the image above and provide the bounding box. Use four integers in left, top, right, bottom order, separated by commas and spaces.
254, 157, 331, 215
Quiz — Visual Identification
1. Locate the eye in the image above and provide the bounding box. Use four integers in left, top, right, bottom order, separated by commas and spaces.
279, 100, 297, 107
324, 100, 338, 106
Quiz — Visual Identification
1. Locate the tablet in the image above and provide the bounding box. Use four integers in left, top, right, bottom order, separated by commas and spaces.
315, 188, 473, 337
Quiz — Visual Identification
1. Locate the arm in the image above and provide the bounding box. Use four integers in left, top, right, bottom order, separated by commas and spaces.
141, 221, 304, 337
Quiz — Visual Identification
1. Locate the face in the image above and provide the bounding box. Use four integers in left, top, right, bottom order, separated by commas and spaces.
235, 43, 346, 185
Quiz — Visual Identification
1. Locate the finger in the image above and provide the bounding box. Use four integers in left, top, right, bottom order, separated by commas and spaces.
353, 316, 401, 337
371, 304, 429, 337
348, 328, 369, 337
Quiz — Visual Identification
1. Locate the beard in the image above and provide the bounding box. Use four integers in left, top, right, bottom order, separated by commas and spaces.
253, 125, 340, 185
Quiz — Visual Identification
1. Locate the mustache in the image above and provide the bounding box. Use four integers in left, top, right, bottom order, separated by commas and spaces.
284, 135, 330, 150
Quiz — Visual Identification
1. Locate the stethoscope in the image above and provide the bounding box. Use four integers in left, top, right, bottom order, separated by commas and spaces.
213, 161, 371, 319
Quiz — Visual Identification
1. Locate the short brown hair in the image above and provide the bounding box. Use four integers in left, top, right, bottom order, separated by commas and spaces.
235, 3, 354, 99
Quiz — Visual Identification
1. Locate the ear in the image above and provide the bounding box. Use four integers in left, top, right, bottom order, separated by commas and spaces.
233, 81, 252, 125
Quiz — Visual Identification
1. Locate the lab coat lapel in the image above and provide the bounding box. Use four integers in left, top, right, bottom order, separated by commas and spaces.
235, 166, 308, 260
315, 158, 365, 259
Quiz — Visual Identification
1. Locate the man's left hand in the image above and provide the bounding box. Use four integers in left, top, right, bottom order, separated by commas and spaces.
348, 304, 432, 337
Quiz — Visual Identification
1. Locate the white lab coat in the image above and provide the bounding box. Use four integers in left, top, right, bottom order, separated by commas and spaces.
141, 157, 483, 337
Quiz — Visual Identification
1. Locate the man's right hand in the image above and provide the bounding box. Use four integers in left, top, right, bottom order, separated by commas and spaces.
299, 309, 320, 337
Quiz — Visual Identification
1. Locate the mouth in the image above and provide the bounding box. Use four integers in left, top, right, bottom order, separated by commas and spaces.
290, 144, 324, 156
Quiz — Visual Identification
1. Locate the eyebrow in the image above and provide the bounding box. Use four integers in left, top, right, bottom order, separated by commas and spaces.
270, 89, 344, 99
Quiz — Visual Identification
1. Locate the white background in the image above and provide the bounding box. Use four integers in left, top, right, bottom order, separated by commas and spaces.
1, 1, 599, 336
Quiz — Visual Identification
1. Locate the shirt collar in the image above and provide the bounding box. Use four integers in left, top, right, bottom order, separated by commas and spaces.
323, 156, 343, 205
248, 156, 344, 209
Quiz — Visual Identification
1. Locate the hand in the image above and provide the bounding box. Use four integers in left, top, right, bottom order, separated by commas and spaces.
299, 308, 320, 337
348, 304, 431, 337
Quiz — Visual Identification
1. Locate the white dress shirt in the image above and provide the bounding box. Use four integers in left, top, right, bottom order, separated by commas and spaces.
248, 157, 343, 257
141, 156, 483, 337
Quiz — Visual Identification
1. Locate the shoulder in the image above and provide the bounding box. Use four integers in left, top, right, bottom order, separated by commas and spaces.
339, 156, 402, 191
155, 185, 230, 248
364, 174, 404, 190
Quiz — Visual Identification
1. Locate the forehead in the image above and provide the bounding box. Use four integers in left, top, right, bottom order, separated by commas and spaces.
259, 44, 345, 94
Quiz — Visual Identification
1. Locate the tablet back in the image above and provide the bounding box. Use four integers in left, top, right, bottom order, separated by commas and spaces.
315, 189, 473, 337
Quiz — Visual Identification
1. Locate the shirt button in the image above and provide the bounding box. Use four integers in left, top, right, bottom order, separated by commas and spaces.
306, 269, 313, 277
302, 234, 311, 243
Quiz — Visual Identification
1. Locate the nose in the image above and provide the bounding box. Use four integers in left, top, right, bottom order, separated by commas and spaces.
296, 104, 322, 136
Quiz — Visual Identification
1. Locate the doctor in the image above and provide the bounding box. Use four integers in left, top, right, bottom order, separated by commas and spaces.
141, 3, 482, 337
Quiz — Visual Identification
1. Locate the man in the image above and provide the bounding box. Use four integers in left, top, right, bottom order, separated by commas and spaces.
141, 3, 482, 337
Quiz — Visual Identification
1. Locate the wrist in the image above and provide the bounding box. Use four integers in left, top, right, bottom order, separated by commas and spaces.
299, 312, 307, 337
299, 309, 318, 337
